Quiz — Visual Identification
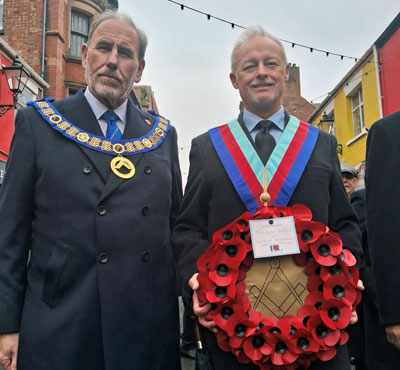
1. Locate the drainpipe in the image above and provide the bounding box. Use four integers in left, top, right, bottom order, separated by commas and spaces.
41, 0, 47, 97
373, 44, 383, 119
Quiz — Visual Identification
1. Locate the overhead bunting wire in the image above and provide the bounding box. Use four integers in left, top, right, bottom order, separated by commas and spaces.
168, 0, 363, 63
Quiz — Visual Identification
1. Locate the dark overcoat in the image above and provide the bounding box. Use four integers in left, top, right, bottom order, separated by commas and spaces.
0, 90, 182, 370
172, 114, 362, 370
365, 111, 400, 369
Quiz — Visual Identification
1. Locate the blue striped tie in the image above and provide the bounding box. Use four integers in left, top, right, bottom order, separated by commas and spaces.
102, 110, 122, 143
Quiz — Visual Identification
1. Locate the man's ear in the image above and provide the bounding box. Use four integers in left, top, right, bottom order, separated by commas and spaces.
284, 63, 290, 82
134, 60, 145, 83
81, 43, 88, 70
230, 72, 239, 89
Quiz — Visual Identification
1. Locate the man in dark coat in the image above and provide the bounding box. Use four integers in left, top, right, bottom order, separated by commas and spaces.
365, 110, 400, 368
0, 11, 182, 370
172, 26, 362, 369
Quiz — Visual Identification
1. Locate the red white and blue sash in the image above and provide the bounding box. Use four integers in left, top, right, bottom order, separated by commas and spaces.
208, 116, 318, 214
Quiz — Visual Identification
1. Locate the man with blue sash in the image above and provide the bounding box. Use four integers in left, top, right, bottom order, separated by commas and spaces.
173, 26, 362, 369
0, 11, 182, 370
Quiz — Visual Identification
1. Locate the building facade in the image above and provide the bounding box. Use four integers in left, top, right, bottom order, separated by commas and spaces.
308, 12, 400, 186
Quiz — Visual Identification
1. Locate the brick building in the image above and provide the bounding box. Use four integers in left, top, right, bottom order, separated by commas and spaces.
1, 0, 118, 99
282, 63, 315, 121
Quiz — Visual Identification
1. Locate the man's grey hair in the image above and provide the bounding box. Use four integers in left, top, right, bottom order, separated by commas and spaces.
230, 25, 287, 73
87, 10, 148, 62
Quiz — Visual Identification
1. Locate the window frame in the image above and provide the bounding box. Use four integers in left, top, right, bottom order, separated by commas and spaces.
351, 88, 365, 137
0, 0, 4, 31
70, 10, 90, 58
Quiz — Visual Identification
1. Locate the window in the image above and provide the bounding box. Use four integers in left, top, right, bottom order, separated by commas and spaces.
351, 89, 365, 136
0, 0, 4, 30
70, 11, 90, 58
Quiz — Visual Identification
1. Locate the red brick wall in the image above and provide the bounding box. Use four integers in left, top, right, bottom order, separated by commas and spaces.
3, 0, 101, 99
3, 0, 44, 74
283, 64, 315, 121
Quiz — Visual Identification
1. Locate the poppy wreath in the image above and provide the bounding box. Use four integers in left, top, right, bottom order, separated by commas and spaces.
196, 204, 361, 370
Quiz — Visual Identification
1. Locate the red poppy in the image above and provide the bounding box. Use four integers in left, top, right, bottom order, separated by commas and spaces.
320, 299, 352, 330
296, 220, 328, 252
208, 252, 241, 286
201, 274, 236, 304
307, 274, 324, 293
323, 274, 357, 306
294, 251, 314, 266
304, 291, 324, 310
308, 315, 341, 347
340, 249, 357, 267
291, 204, 312, 222
233, 348, 252, 364
216, 331, 231, 352
316, 346, 337, 362
339, 330, 349, 345
243, 333, 272, 361
254, 206, 291, 220
297, 304, 319, 328
305, 259, 322, 276
320, 260, 349, 282
210, 293, 250, 329
309, 232, 342, 266
225, 310, 259, 338
268, 333, 298, 365
210, 239, 248, 265
290, 327, 320, 354
211, 223, 241, 244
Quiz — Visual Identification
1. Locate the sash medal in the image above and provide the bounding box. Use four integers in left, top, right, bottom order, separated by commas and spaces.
29, 98, 170, 179
208, 116, 318, 210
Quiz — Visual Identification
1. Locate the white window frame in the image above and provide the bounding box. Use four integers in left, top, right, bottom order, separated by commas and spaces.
351, 89, 365, 137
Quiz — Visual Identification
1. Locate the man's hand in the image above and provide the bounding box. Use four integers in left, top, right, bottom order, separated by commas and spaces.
189, 273, 218, 334
0, 333, 19, 370
350, 279, 365, 325
385, 324, 400, 351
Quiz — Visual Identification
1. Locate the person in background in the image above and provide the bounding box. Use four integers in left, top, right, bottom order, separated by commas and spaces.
0, 10, 182, 370
173, 25, 362, 370
340, 162, 358, 198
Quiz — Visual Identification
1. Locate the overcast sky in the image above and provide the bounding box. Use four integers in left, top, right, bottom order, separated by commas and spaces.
119, 0, 400, 178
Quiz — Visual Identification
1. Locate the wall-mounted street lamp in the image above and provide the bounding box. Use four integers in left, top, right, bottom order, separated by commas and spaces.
0, 55, 30, 118
317, 111, 343, 155
317, 111, 335, 132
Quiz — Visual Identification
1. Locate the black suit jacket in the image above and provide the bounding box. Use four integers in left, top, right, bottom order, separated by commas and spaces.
365, 111, 400, 368
172, 115, 361, 369
0, 90, 182, 370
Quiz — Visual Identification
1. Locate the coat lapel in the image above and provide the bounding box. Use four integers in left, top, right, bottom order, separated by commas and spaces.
56, 90, 112, 183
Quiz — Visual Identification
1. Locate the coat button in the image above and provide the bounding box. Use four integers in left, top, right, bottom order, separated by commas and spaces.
141, 251, 150, 262
144, 166, 152, 174
98, 253, 108, 264
141, 206, 149, 216
97, 205, 107, 216
83, 164, 92, 174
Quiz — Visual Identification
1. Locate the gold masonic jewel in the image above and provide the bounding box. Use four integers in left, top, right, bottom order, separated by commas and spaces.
110, 143, 135, 179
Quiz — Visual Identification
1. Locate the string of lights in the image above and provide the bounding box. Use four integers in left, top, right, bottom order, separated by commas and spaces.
167, 0, 363, 63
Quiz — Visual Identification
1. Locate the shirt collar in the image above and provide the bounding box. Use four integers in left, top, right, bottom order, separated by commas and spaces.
84, 88, 128, 125
243, 106, 286, 134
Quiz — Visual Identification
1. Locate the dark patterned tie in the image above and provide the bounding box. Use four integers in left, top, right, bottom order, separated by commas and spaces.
101, 110, 122, 143
254, 120, 276, 165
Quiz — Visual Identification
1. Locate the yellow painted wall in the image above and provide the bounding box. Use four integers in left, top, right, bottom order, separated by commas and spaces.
311, 56, 380, 167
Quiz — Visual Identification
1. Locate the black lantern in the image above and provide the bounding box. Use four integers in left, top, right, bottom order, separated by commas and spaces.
0, 55, 30, 117
317, 111, 335, 132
